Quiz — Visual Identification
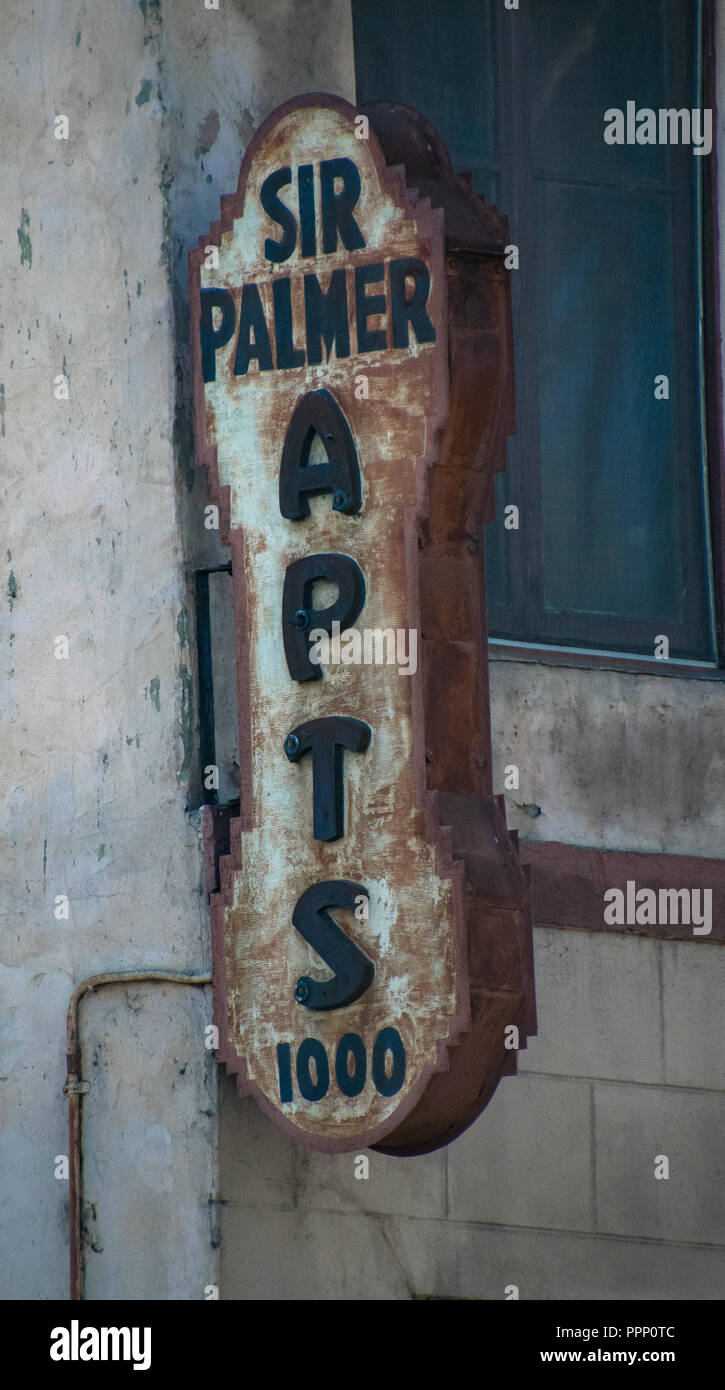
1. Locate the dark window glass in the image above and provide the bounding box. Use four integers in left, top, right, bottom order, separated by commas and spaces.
352, 0, 716, 662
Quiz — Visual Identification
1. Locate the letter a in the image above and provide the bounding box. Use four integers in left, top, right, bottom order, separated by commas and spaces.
603, 108, 625, 146
50, 1329, 71, 1362
279, 389, 362, 519
603, 888, 624, 925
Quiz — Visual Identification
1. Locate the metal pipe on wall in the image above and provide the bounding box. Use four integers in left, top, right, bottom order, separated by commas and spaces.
64, 971, 213, 1301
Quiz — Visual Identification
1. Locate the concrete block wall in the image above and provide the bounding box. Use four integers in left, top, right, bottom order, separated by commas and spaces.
219, 928, 725, 1299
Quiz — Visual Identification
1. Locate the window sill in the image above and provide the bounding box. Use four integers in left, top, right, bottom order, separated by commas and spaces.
489, 640, 725, 681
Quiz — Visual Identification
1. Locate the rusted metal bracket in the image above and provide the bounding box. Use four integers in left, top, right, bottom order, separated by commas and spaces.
359, 101, 537, 1154
201, 802, 238, 900
62, 1079, 91, 1097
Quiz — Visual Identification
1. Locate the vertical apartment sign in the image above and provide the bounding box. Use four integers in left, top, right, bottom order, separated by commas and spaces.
191, 95, 533, 1154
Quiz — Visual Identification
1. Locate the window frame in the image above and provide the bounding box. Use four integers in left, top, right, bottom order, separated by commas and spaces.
492, 0, 724, 679
351, 0, 724, 677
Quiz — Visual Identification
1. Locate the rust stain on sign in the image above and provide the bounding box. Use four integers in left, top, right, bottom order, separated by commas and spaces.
190, 95, 535, 1154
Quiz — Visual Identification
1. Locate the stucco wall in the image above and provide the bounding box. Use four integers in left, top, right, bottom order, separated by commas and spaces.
0, 0, 355, 1300
0, 0, 214, 1300
490, 661, 725, 856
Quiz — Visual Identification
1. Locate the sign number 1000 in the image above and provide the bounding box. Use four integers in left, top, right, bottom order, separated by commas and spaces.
276, 1027, 406, 1104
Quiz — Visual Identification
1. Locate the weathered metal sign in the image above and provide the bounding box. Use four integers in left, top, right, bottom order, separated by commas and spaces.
191, 95, 535, 1154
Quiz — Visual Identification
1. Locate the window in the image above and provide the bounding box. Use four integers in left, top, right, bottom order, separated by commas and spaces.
353, 0, 718, 664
